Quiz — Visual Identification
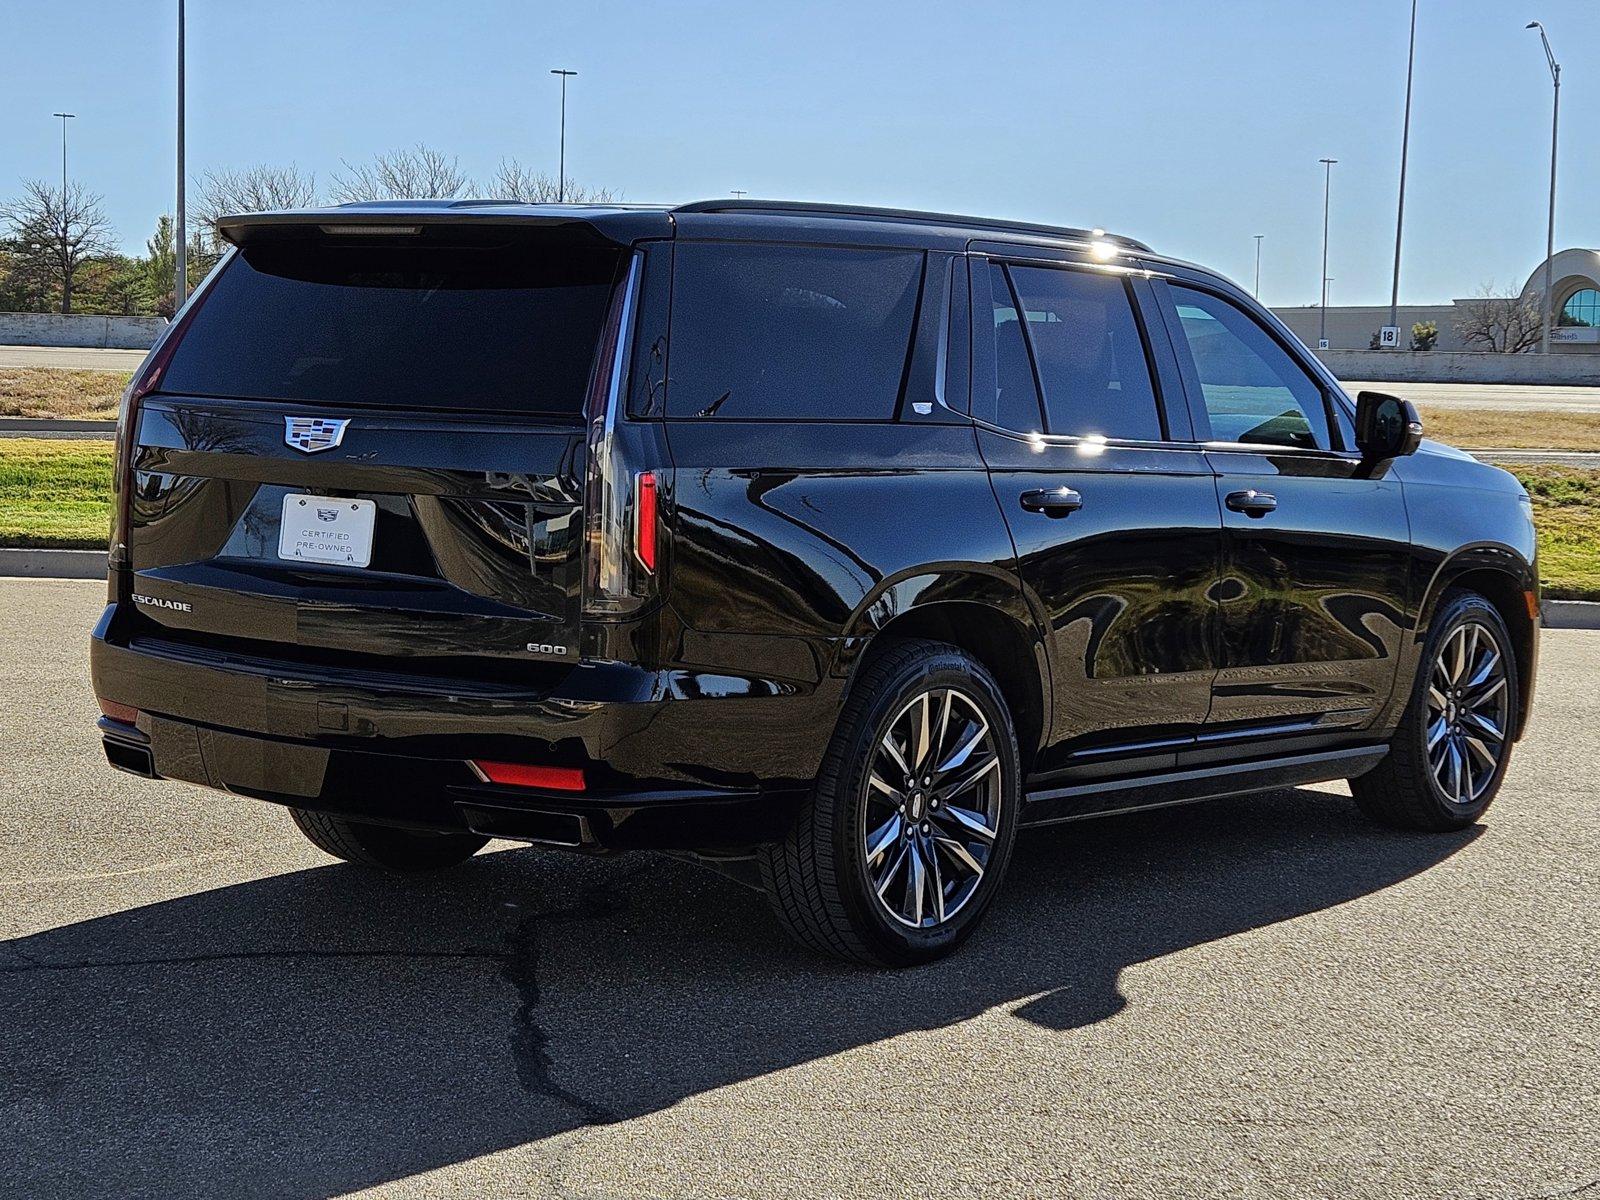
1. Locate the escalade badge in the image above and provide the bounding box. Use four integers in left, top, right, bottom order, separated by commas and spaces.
284, 416, 349, 454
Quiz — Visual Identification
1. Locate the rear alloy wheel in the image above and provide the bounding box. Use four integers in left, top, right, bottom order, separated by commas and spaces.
1352, 591, 1518, 831
864, 688, 1003, 930
759, 639, 1021, 967
288, 807, 489, 872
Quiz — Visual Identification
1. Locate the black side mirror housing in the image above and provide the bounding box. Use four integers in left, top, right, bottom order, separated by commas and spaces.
1355, 391, 1423, 465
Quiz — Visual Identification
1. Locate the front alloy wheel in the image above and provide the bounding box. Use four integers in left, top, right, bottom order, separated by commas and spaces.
1423, 620, 1511, 807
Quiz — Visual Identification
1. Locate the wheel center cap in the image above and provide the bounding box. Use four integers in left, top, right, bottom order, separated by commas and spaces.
908, 790, 926, 821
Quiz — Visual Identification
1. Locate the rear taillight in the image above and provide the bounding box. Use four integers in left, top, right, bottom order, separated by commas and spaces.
109, 257, 226, 571
581, 252, 660, 617
469, 761, 587, 792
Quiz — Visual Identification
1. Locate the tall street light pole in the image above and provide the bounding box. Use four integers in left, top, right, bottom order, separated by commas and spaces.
51, 112, 75, 203
1319, 158, 1337, 348
1527, 20, 1560, 354
176, 0, 188, 309
51, 112, 75, 315
1253, 234, 1264, 298
1388, 0, 1418, 338
550, 69, 576, 202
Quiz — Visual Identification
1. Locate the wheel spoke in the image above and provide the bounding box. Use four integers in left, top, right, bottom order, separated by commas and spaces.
878, 730, 912, 781
1463, 734, 1498, 772
1462, 708, 1504, 743
941, 803, 997, 844
1448, 627, 1470, 684
1426, 715, 1449, 750
1447, 738, 1466, 802
934, 835, 985, 878
938, 753, 999, 806
868, 772, 902, 801
874, 843, 909, 899
904, 842, 927, 925
866, 814, 902, 865
935, 717, 991, 779
1467, 675, 1507, 706
1427, 683, 1449, 712
912, 692, 933, 772
1464, 647, 1500, 692
925, 840, 946, 924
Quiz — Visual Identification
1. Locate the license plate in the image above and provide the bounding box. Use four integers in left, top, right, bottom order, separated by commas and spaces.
278, 494, 376, 567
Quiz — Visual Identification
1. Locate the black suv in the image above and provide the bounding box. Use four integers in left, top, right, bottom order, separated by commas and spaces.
91, 199, 1540, 966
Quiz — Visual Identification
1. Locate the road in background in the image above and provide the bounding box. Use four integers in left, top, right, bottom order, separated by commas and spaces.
0, 346, 146, 371
1, 579, 1595, 1199
1344, 380, 1600, 413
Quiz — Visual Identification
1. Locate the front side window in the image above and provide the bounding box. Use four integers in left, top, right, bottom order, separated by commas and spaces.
1168, 286, 1332, 450
666, 243, 923, 420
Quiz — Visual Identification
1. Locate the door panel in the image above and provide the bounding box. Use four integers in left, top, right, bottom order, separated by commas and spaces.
1153, 277, 1413, 736
982, 434, 1221, 773
1205, 449, 1411, 732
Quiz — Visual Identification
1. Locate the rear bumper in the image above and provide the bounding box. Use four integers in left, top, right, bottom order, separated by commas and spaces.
90, 604, 836, 850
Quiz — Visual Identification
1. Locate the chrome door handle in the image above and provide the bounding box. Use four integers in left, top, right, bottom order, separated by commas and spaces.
1019, 487, 1084, 517
1226, 489, 1278, 517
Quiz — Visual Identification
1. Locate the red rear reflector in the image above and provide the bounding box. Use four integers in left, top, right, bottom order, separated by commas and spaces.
470, 761, 587, 792
634, 471, 658, 573
97, 698, 139, 724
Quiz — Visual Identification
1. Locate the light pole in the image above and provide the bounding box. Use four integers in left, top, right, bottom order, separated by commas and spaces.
1388, 0, 1418, 339
550, 68, 576, 202
51, 112, 75, 315
1527, 20, 1560, 354
1253, 234, 1263, 298
1319, 158, 1337, 348
176, 0, 187, 308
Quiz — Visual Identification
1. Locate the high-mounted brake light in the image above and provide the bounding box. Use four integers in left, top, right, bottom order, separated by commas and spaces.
634, 471, 658, 573
469, 761, 587, 792
317, 224, 423, 236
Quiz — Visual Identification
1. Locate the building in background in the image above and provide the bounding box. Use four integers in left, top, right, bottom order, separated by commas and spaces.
1271, 247, 1600, 353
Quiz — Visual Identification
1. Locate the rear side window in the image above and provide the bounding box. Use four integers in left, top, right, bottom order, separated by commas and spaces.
1002, 264, 1163, 441
666, 243, 923, 420
1167, 285, 1332, 450
160, 234, 622, 414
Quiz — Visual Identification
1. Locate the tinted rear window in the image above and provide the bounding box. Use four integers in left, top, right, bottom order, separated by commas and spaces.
666, 242, 924, 420
160, 235, 621, 414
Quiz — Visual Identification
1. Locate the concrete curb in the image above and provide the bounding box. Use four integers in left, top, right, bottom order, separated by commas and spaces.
0, 417, 117, 432
1543, 599, 1600, 630
0, 548, 107, 579
1, 549, 1597, 630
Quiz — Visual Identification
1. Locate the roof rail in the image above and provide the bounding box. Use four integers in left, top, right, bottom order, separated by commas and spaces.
670, 198, 1151, 252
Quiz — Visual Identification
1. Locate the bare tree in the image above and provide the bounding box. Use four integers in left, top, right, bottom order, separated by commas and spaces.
1453, 285, 1543, 354
330, 144, 474, 202
194, 164, 317, 248
488, 159, 617, 203
1, 179, 116, 314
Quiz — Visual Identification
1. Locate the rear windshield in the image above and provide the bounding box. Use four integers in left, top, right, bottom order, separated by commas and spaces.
160, 233, 622, 414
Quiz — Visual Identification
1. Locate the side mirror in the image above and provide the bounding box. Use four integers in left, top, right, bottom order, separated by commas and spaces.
1355, 390, 1422, 464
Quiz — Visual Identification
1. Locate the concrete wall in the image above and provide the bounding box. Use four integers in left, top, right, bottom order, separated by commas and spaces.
1314, 349, 1600, 385
1273, 305, 1465, 351
0, 313, 167, 350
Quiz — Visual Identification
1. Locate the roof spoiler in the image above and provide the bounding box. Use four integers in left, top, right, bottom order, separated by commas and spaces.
215, 204, 673, 248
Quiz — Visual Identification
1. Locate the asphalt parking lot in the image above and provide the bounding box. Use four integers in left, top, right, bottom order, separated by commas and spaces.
2, 579, 1595, 1200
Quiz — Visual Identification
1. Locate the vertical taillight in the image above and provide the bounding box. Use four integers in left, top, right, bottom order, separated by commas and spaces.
581, 252, 660, 618
108, 255, 226, 573
634, 471, 659, 573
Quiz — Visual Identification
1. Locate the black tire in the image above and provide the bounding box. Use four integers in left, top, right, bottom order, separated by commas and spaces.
288, 807, 489, 872
1352, 590, 1519, 831
758, 639, 1023, 967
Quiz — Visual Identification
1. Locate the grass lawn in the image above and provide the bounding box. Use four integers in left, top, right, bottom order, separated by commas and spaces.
0, 368, 129, 419
1417, 406, 1600, 452
0, 439, 1596, 599
0, 439, 114, 548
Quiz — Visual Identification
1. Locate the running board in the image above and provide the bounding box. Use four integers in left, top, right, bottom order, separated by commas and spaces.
1021, 745, 1388, 827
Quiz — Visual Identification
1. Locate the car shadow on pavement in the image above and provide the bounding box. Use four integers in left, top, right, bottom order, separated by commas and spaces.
0, 786, 1478, 1198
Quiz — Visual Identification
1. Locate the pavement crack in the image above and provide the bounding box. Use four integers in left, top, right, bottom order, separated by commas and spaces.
499, 865, 650, 1124
0, 947, 502, 974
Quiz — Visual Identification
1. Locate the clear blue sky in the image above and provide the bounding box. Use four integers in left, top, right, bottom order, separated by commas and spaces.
2, 0, 1593, 307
